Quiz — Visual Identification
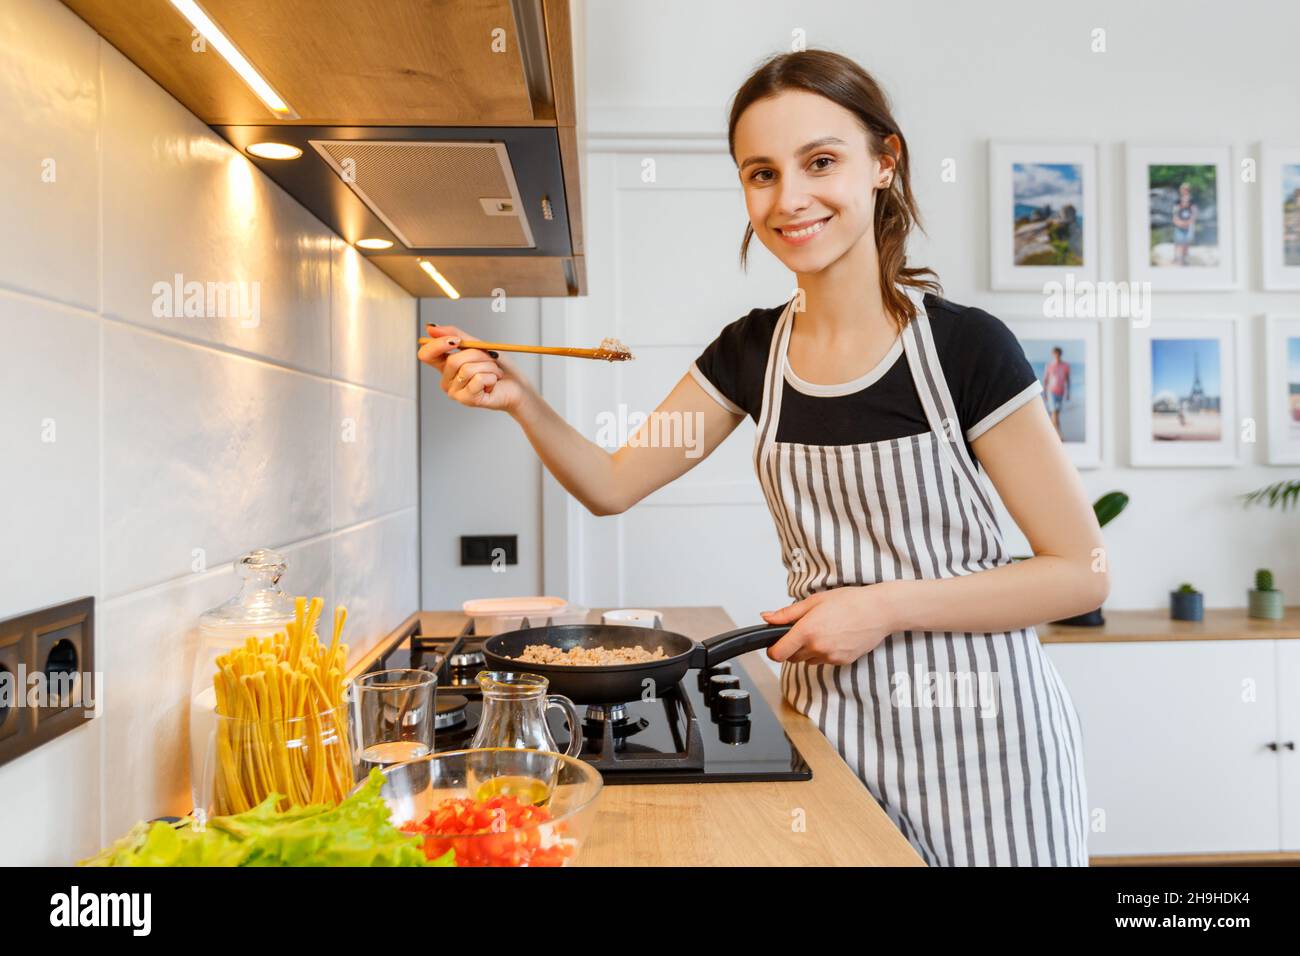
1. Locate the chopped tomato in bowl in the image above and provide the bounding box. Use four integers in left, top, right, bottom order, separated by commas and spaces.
363, 749, 603, 868
400, 793, 578, 867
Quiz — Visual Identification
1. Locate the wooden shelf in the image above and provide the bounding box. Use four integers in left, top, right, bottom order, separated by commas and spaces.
1038, 606, 1300, 644
1092, 850, 1300, 867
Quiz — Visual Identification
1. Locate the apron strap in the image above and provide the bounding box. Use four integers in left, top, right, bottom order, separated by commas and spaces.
900, 287, 999, 519
753, 295, 797, 469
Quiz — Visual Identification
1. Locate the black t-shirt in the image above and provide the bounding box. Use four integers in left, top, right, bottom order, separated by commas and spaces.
689, 292, 1041, 464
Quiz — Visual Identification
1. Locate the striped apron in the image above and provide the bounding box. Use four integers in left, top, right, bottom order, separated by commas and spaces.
755, 286, 1089, 866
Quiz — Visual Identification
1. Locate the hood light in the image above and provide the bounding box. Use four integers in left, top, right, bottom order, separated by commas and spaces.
169, 0, 299, 120
355, 238, 394, 250
246, 142, 302, 160
418, 259, 460, 299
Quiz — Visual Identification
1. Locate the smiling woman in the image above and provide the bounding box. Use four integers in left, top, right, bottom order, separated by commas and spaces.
717, 50, 1102, 868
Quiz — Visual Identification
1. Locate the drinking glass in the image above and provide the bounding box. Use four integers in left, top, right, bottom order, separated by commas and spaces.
351, 668, 438, 771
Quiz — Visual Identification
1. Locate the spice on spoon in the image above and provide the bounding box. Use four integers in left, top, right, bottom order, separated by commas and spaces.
592, 337, 633, 362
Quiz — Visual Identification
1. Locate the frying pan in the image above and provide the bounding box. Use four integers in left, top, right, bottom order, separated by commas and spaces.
481, 622, 791, 705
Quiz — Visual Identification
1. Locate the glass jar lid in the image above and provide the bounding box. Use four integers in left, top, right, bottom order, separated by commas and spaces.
199, 548, 297, 628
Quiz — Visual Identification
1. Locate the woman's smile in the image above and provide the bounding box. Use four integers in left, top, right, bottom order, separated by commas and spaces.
774, 214, 833, 245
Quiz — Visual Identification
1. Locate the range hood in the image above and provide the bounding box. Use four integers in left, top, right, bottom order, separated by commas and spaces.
61, 0, 587, 298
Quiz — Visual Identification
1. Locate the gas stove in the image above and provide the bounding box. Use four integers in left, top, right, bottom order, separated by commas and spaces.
361, 614, 812, 785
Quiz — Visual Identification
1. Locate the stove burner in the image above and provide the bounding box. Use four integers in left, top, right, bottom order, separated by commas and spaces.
583, 702, 628, 724
448, 650, 485, 669
435, 693, 468, 729
581, 704, 650, 744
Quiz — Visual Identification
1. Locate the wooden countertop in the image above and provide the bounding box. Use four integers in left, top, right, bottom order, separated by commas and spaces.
383, 606, 923, 866
1037, 606, 1300, 644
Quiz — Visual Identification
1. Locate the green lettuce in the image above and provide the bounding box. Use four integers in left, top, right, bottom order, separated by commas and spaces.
80, 769, 455, 867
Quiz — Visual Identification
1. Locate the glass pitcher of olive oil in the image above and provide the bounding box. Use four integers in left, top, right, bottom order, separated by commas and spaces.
469, 672, 581, 803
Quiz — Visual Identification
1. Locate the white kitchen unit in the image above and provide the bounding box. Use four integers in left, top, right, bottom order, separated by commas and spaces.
1280, 640, 1300, 852
1046, 637, 1294, 858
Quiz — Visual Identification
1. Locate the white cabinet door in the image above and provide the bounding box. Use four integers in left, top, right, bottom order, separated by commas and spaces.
1046, 640, 1279, 856
1279, 640, 1300, 852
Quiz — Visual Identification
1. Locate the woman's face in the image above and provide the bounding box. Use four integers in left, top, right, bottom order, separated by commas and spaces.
733, 89, 890, 273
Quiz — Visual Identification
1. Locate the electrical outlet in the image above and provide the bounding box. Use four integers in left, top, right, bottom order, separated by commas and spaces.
0, 597, 95, 768
0, 631, 20, 746
460, 534, 518, 566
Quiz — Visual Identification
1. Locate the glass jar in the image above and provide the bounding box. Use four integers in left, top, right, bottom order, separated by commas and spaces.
196, 706, 353, 820
189, 549, 296, 809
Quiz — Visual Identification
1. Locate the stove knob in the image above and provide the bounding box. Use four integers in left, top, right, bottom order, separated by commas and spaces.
697, 662, 733, 693
707, 674, 740, 706
715, 687, 751, 720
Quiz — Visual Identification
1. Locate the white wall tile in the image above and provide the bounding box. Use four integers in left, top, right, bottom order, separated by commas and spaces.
98, 536, 332, 838
333, 383, 418, 529
0, 292, 99, 620
99, 43, 333, 376
0, 0, 415, 864
0, 722, 102, 865
332, 238, 418, 398
103, 324, 331, 596
333, 510, 419, 661
0, 0, 99, 310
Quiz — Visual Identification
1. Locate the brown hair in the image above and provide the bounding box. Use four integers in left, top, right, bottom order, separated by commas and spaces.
727, 49, 940, 330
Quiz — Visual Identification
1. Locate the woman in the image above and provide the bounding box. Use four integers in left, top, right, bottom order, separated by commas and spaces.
418, 50, 1106, 866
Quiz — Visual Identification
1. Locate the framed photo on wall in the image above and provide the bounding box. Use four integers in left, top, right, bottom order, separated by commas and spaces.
1125, 145, 1237, 290
1261, 147, 1300, 290
1129, 316, 1242, 467
1005, 318, 1102, 468
989, 143, 1099, 290
1263, 314, 1300, 464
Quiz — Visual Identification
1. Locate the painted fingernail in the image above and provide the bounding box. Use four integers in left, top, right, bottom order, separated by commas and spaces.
487, 350, 499, 359
448, 338, 459, 347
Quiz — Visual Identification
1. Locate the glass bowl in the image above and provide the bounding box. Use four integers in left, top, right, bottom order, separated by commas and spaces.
361, 748, 604, 867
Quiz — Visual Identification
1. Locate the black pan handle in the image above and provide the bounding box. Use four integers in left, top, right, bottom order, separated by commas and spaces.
689, 624, 791, 669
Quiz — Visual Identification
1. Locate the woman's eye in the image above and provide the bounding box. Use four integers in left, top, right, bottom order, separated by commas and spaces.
748, 157, 834, 183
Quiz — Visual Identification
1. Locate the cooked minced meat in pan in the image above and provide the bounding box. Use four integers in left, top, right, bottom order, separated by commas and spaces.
510, 643, 668, 665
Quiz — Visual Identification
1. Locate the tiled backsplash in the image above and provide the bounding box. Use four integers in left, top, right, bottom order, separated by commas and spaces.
0, 0, 419, 863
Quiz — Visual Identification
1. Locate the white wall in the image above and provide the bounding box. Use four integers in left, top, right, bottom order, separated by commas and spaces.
418, 297, 544, 607
569, 0, 1300, 620
0, 0, 419, 864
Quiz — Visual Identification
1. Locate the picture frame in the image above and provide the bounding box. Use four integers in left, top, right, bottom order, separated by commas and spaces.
1260, 147, 1300, 290
1005, 317, 1102, 468
1263, 314, 1300, 464
1129, 315, 1242, 467
989, 143, 1099, 291
1125, 145, 1237, 291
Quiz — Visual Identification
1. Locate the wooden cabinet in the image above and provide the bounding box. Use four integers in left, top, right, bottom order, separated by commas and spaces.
61, 0, 587, 297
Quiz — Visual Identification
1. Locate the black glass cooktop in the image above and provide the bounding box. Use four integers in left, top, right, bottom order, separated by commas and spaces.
365, 616, 812, 786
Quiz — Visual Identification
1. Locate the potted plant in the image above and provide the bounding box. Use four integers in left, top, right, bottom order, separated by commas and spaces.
1050, 491, 1130, 627
1170, 582, 1204, 622
1248, 568, 1284, 620
1242, 479, 1300, 511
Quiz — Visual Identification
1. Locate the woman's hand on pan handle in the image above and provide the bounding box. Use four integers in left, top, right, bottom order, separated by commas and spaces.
761, 584, 904, 666
421, 322, 746, 517
418, 323, 529, 413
